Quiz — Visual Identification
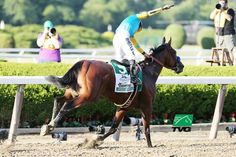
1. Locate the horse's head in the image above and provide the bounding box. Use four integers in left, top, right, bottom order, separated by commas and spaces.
148, 37, 184, 74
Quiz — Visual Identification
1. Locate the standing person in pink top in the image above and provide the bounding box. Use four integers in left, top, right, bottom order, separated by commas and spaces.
37, 20, 63, 62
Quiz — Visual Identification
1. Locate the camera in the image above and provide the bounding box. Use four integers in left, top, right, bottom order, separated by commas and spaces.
216, 3, 222, 9
88, 125, 105, 134
50, 28, 56, 34
51, 132, 67, 141
226, 126, 236, 138
48, 28, 57, 36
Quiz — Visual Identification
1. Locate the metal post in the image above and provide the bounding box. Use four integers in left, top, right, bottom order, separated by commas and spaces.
209, 84, 227, 139
7, 85, 25, 144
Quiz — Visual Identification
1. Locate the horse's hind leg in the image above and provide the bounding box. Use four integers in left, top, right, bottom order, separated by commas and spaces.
41, 90, 73, 136
98, 109, 126, 141
51, 99, 76, 126
41, 98, 76, 136
49, 93, 90, 127
44, 96, 67, 132
50, 96, 66, 123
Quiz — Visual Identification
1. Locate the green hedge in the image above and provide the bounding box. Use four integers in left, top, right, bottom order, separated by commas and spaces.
0, 31, 15, 48
1, 63, 236, 127
164, 24, 186, 49
56, 25, 111, 48
11, 25, 42, 48
14, 32, 38, 48
135, 29, 165, 46
197, 26, 216, 49
1, 24, 111, 48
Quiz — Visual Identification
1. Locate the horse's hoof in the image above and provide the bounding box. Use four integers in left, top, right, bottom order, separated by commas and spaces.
148, 145, 153, 148
40, 124, 54, 136
96, 135, 104, 141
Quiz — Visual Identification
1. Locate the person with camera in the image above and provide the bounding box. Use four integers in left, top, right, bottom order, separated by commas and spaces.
37, 20, 63, 63
210, 0, 235, 65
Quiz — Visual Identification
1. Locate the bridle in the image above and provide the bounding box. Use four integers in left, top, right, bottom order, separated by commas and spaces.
147, 44, 179, 71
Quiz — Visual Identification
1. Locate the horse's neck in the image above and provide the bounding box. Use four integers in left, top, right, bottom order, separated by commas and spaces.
143, 63, 163, 84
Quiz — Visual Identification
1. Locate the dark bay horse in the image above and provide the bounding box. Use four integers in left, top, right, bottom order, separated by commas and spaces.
40, 37, 184, 147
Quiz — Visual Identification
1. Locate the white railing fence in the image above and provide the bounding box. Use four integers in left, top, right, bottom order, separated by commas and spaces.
0, 48, 217, 65
0, 76, 236, 144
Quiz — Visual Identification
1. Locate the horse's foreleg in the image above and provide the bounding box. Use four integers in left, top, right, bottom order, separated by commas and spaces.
141, 109, 153, 147
98, 109, 126, 141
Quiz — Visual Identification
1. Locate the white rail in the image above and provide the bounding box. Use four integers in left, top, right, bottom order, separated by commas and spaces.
0, 48, 213, 64
1, 76, 236, 144
0, 76, 236, 85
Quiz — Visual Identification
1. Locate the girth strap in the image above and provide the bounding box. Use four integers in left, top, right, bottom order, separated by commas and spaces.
114, 83, 138, 109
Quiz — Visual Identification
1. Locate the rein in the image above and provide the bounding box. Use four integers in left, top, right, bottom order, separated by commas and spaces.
149, 55, 175, 70
147, 45, 178, 70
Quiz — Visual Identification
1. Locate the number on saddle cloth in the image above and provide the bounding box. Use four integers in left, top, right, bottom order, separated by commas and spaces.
110, 60, 142, 93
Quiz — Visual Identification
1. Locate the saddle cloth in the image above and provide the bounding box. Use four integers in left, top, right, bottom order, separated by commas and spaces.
110, 60, 142, 93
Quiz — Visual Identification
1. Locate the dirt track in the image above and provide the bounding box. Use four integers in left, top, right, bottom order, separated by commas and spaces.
1, 131, 236, 157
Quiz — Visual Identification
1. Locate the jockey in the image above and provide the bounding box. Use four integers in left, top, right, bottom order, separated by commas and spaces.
113, 12, 149, 83
113, 6, 172, 83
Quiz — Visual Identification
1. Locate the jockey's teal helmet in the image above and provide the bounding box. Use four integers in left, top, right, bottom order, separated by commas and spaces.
44, 20, 54, 29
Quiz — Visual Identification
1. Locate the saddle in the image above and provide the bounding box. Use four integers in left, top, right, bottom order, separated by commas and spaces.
111, 59, 130, 67
111, 59, 140, 83
110, 59, 142, 93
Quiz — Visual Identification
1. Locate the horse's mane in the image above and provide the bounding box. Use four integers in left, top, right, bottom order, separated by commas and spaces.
138, 44, 169, 66
149, 44, 166, 55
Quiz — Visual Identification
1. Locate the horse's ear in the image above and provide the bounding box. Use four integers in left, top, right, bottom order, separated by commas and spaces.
162, 37, 166, 45
168, 37, 172, 45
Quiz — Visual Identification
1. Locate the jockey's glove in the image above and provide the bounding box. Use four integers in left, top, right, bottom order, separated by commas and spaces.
142, 52, 150, 58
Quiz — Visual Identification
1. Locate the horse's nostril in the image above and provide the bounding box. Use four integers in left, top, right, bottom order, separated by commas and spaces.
174, 66, 183, 74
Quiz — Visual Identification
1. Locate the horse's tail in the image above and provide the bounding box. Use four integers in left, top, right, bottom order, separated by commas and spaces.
45, 75, 68, 88
46, 61, 84, 89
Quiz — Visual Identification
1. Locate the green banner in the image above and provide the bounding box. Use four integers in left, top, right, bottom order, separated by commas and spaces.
173, 114, 193, 127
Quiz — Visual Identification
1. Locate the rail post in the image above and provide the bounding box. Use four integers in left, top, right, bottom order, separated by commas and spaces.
209, 84, 227, 139
7, 84, 25, 144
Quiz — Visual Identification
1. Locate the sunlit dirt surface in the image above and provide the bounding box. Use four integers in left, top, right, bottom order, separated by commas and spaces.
1, 131, 236, 157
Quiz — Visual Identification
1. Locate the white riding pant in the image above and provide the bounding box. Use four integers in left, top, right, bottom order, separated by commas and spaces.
113, 32, 136, 61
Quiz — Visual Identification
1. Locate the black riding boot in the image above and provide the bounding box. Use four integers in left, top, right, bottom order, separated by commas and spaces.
129, 59, 137, 84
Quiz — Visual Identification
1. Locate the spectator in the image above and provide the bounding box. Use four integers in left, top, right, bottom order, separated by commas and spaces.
37, 20, 63, 63
210, 0, 235, 65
